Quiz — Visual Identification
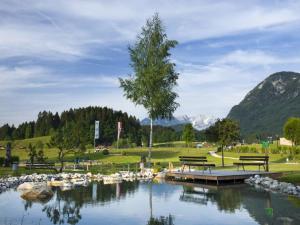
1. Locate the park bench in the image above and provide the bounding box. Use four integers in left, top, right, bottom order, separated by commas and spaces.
25, 162, 56, 170
233, 156, 269, 172
179, 156, 215, 173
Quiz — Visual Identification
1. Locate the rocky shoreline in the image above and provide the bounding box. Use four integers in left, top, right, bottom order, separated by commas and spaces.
0, 171, 153, 194
245, 175, 300, 197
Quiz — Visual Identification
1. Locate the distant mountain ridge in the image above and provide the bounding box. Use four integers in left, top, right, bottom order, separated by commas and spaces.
141, 115, 216, 130
227, 71, 300, 137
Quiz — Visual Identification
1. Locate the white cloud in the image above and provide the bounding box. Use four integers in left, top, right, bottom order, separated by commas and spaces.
2, 1, 300, 125
1, 0, 300, 60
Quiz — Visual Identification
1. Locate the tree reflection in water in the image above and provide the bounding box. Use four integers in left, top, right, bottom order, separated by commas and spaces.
181, 185, 242, 213
22, 181, 139, 225
42, 196, 81, 225
147, 182, 175, 225
147, 215, 174, 225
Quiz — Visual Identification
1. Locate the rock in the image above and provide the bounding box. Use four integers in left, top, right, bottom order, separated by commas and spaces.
20, 183, 53, 202
17, 182, 34, 191
86, 172, 92, 177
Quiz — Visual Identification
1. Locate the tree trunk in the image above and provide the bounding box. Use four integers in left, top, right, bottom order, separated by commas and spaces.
148, 118, 153, 168
149, 182, 153, 219
221, 145, 225, 167
59, 160, 64, 173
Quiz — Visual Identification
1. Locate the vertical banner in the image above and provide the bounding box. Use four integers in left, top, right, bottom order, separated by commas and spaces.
117, 121, 122, 140
95, 120, 100, 140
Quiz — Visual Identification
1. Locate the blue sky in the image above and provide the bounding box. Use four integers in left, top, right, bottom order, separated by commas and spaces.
1, 0, 300, 125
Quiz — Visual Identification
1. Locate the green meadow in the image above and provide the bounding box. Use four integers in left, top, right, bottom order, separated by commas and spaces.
1, 138, 300, 184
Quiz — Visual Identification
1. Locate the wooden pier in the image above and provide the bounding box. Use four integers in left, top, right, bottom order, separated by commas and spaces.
165, 170, 282, 185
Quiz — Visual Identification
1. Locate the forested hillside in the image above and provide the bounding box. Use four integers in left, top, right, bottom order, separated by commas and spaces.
227, 71, 300, 139
0, 106, 141, 145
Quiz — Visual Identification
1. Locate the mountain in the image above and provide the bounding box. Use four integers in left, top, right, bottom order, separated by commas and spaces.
141, 115, 216, 130
227, 71, 300, 137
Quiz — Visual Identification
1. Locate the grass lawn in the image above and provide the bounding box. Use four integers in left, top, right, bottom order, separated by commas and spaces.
278, 172, 300, 185
1, 137, 300, 183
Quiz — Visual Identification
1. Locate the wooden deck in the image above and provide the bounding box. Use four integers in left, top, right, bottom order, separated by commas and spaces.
165, 170, 282, 185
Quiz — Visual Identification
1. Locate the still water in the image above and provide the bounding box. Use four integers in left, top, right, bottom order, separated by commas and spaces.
0, 180, 299, 225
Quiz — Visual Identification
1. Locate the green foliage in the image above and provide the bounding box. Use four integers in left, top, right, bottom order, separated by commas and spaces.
119, 13, 179, 120
205, 118, 240, 166
284, 117, 300, 146
27, 143, 37, 164
0, 157, 5, 166
112, 138, 136, 148
182, 123, 195, 147
228, 72, 300, 138
102, 149, 109, 155
11, 156, 19, 163
231, 146, 259, 153
0, 106, 141, 146
49, 125, 84, 172
141, 125, 180, 145
205, 119, 240, 146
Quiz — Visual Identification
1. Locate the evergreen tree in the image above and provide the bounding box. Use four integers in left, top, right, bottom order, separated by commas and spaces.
27, 143, 37, 165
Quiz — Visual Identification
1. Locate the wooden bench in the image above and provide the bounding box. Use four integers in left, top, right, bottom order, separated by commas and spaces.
233, 156, 269, 172
179, 156, 216, 173
25, 163, 56, 170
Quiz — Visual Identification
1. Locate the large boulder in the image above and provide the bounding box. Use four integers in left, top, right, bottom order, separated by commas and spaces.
17, 182, 34, 191
18, 182, 53, 202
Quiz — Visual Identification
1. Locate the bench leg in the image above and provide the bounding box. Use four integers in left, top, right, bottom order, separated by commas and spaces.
242, 164, 245, 171
209, 166, 211, 174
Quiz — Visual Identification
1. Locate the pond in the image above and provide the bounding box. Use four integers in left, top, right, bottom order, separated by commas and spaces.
0, 180, 299, 225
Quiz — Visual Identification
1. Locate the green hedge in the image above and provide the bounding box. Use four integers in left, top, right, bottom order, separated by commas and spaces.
0, 157, 5, 166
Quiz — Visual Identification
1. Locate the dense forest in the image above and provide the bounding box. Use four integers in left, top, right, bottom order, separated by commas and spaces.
0, 107, 141, 145
0, 106, 206, 146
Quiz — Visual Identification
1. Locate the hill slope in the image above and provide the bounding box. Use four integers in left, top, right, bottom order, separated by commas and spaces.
227, 71, 300, 137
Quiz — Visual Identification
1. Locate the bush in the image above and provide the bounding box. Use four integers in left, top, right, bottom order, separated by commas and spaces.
102, 149, 109, 155
231, 146, 259, 153
0, 157, 5, 166
140, 155, 147, 163
11, 156, 20, 163
112, 138, 137, 148
153, 165, 163, 173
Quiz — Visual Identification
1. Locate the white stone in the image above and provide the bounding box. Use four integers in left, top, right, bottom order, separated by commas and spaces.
17, 182, 34, 191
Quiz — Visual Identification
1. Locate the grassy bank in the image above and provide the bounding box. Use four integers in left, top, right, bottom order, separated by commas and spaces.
1, 137, 300, 184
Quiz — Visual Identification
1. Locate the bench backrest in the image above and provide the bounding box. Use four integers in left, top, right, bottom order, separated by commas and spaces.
239, 156, 269, 162
179, 156, 207, 162
26, 163, 55, 167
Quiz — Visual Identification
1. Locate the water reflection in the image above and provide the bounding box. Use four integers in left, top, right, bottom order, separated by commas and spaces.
0, 180, 299, 225
173, 181, 300, 225
180, 184, 242, 212
147, 215, 174, 225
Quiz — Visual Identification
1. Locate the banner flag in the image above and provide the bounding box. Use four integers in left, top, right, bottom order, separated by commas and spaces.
117, 121, 122, 140
95, 121, 100, 139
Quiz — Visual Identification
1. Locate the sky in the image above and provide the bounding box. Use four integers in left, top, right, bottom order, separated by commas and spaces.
1, 0, 300, 126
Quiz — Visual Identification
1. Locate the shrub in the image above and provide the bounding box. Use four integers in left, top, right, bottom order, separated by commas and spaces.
11, 156, 20, 163
153, 165, 163, 173
102, 149, 109, 155
140, 155, 147, 163
0, 157, 5, 166
112, 138, 137, 148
